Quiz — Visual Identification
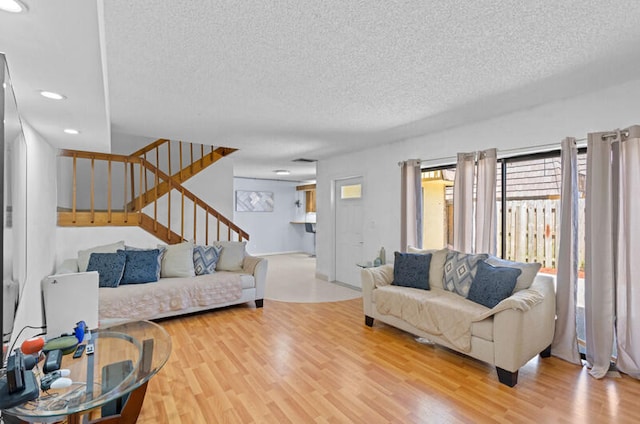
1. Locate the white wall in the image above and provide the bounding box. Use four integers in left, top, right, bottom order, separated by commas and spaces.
11, 123, 58, 344
317, 77, 640, 281
55, 226, 165, 268
233, 178, 313, 255
184, 158, 234, 218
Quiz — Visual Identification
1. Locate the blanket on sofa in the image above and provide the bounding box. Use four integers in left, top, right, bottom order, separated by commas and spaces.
374, 286, 543, 351
99, 272, 243, 320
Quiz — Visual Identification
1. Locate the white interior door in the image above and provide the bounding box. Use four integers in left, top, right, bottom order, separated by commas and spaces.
334, 177, 364, 287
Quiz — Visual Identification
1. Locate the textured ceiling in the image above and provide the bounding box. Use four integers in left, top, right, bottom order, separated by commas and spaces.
3, 1, 640, 181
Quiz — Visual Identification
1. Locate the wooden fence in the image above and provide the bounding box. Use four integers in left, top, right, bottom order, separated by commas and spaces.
497, 199, 585, 270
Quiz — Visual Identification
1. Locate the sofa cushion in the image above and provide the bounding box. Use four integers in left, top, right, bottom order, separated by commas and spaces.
193, 244, 222, 275
443, 251, 489, 297
159, 242, 196, 278
86, 251, 126, 288
214, 241, 246, 272
407, 247, 449, 290
471, 317, 494, 341
485, 256, 541, 293
126, 245, 165, 279
119, 249, 162, 284
99, 273, 244, 321
392, 252, 431, 290
77, 240, 125, 272
467, 261, 522, 308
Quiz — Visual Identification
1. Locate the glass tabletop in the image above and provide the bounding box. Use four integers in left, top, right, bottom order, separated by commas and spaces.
4, 320, 171, 421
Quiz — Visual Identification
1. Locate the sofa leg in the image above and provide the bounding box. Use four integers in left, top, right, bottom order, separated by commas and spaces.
540, 344, 552, 358
496, 367, 518, 387
365, 315, 374, 327
255, 299, 264, 308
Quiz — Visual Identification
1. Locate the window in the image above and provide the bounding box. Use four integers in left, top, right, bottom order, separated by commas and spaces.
422, 150, 586, 277
421, 167, 455, 249
340, 184, 362, 199
422, 148, 588, 350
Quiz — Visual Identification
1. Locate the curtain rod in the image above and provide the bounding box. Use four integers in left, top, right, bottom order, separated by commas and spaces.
418, 138, 588, 167
600, 129, 629, 140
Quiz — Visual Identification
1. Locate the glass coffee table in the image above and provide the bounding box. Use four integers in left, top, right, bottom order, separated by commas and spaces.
2, 320, 171, 424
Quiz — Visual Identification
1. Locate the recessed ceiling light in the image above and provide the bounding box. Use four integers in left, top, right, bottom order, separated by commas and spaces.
274, 170, 290, 175
39, 90, 66, 100
64, 129, 80, 135
0, 0, 28, 13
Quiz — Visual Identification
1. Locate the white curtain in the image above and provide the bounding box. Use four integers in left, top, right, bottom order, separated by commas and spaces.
453, 152, 475, 252
615, 127, 640, 378
552, 137, 581, 364
475, 148, 497, 255
585, 125, 640, 379
400, 159, 422, 251
585, 130, 616, 378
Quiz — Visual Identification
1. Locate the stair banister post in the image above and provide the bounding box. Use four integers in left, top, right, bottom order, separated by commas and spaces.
205, 212, 209, 245
123, 157, 128, 223
90, 156, 95, 223
143, 151, 148, 197
72, 154, 77, 223
193, 198, 197, 244
129, 161, 135, 212
167, 178, 171, 240
108, 159, 112, 223
138, 161, 143, 224
180, 187, 185, 240
153, 163, 158, 232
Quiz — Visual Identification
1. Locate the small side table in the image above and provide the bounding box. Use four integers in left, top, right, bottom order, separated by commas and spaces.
2, 320, 171, 424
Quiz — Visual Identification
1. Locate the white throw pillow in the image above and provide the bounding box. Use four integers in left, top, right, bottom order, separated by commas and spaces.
159, 242, 195, 278
407, 246, 449, 290
485, 256, 541, 293
214, 241, 246, 271
77, 240, 125, 272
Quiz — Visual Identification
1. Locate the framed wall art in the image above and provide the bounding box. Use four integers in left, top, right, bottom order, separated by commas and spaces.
235, 190, 274, 212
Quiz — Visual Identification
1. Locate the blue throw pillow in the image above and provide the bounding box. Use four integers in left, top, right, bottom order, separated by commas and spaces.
119, 249, 162, 284
193, 244, 222, 275
467, 260, 522, 308
87, 251, 126, 288
392, 252, 432, 290
125, 245, 165, 280
443, 251, 489, 297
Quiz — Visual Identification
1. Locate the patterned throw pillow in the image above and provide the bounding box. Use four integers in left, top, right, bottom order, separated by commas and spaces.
193, 244, 222, 275
467, 261, 522, 308
78, 240, 125, 272
86, 251, 126, 288
392, 252, 432, 290
119, 249, 162, 284
443, 251, 489, 297
126, 245, 166, 280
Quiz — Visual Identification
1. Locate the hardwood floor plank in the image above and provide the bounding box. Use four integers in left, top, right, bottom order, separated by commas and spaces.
135, 299, 640, 423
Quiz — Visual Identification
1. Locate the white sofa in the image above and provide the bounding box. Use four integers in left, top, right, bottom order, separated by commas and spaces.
56, 240, 267, 322
361, 248, 556, 386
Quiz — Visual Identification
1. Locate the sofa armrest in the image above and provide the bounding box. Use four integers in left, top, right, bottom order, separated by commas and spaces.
56, 258, 79, 274
243, 255, 267, 299
361, 264, 394, 317
493, 273, 556, 372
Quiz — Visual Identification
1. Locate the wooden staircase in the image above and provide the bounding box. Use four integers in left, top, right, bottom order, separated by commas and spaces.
57, 139, 249, 244
126, 139, 236, 211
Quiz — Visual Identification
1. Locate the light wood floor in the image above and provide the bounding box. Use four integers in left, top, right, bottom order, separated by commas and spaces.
137, 298, 640, 423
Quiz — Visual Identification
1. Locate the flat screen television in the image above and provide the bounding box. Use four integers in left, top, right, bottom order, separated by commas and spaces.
1, 53, 28, 367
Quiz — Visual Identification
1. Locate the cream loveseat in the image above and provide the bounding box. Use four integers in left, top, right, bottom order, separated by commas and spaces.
361, 247, 555, 386
57, 240, 267, 322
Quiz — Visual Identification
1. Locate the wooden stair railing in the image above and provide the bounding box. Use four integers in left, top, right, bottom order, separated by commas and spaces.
127, 139, 237, 211
58, 150, 249, 244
